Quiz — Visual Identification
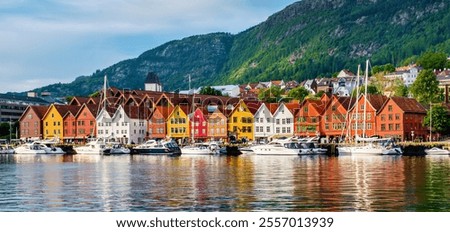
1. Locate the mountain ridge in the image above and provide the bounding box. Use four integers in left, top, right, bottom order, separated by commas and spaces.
27, 0, 450, 98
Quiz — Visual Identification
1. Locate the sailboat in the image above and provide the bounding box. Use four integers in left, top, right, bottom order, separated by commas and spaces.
337, 60, 383, 156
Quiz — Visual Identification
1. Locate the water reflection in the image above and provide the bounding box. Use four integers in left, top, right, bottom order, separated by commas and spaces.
0, 154, 448, 212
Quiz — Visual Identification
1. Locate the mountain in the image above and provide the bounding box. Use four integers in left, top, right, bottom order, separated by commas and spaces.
32, 0, 450, 97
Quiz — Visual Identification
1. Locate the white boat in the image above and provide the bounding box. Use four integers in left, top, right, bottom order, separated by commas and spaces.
36, 140, 66, 154
0, 144, 15, 154
380, 138, 403, 155
181, 144, 214, 155
74, 138, 107, 155
103, 143, 130, 155
425, 147, 450, 156
338, 138, 384, 156
302, 142, 328, 155
252, 138, 310, 156
14, 142, 47, 154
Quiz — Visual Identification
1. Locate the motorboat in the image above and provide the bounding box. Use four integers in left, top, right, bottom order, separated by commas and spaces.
103, 143, 130, 155
425, 147, 450, 156
14, 142, 47, 154
380, 138, 403, 155
74, 138, 107, 155
301, 142, 327, 155
132, 140, 181, 156
252, 137, 308, 156
0, 144, 15, 154
181, 144, 214, 155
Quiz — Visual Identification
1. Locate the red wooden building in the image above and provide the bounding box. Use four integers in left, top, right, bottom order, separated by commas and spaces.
376, 96, 427, 141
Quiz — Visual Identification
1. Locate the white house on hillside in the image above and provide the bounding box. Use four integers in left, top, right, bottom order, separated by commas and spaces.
384, 66, 421, 87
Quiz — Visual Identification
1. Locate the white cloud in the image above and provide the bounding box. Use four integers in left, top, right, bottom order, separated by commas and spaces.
0, 0, 297, 93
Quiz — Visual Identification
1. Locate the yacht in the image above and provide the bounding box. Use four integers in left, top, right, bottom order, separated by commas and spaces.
252, 138, 309, 156
74, 138, 107, 155
181, 144, 214, 155
102, 143, 130, 155
425, 147, 450, 156
0, 144, 15, 154
301, 142, 327, 155
132, 140, 181, 156
380, 138, 403, 155
14, 142, 47, 154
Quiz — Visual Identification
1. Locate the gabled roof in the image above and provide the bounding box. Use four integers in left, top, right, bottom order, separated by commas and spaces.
54, 105, 81, 119
243, 100, 262, 114
284, 102, 300, 112
75, 103, 99, 118
69, 97, 91, 106
385, 97, 427, 114
299, 99, 326, 115
152, 106, 175, 120
351, 94, 388, 113
327, 95, 355, 111
18, 105, 49, 121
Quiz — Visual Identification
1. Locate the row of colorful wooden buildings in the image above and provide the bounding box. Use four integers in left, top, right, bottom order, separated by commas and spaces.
18, 87, 430, 144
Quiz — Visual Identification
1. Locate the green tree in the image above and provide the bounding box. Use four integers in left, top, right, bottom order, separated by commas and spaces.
423, 105, 450, 135
198, 86, 223, 96
392, 81, 409, 97
287, 86, 310, 102
417, 52, 448, 70
410, 69, 442, 104
66, 96, 74, 103
372, 63, 395, 75
258, 86, 282, 103
89, 91, 100, 98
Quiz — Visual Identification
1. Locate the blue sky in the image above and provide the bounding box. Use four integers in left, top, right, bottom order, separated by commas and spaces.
0, 0, 298, 93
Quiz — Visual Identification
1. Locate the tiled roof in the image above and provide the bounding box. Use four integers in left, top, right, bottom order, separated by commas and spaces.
365, 94, 388, 112
389, 97, 427, 113
30, 105, 49, 119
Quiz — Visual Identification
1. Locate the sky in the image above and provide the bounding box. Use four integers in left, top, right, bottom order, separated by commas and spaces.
0, 0, 298, 93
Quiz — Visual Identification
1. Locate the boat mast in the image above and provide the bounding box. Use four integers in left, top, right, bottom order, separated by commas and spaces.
354, 64, 361, 140
362, 60, 369, 138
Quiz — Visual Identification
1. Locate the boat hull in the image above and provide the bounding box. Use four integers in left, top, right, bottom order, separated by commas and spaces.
131, 147, 181, 156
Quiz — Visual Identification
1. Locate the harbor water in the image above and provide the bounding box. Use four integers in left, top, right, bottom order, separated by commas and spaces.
0, 154, 448, 212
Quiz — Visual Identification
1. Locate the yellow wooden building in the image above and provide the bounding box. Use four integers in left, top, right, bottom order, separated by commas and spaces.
166, 105, 190, 142
227, 100, 256, 141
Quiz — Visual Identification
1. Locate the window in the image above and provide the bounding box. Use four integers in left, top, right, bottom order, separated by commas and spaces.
266, 126, 270, 132
276, 119, 280, 125
395, 124, 401, 130
388, 105, 393, 112
395, 114, 400, 120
